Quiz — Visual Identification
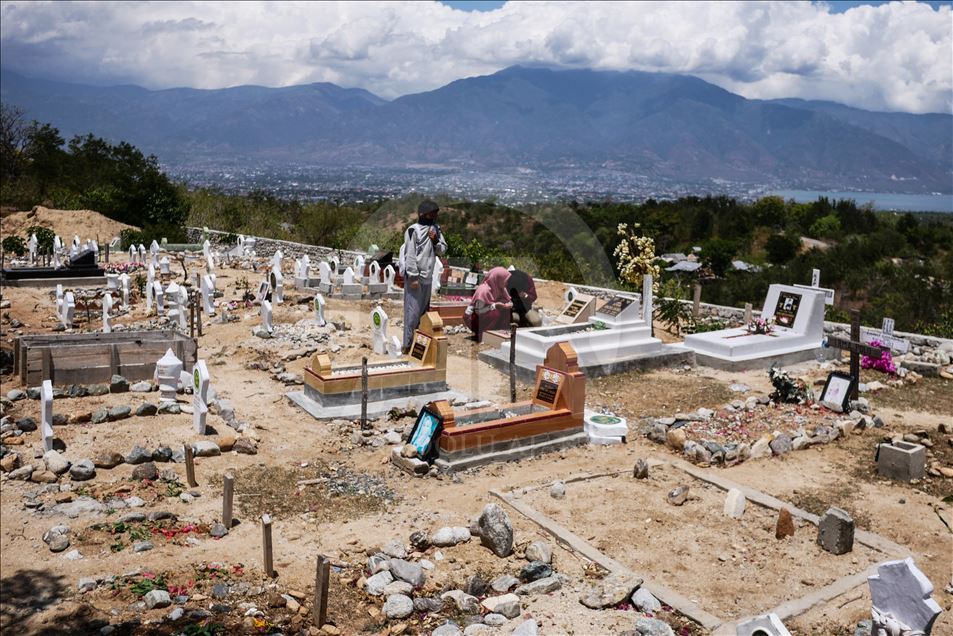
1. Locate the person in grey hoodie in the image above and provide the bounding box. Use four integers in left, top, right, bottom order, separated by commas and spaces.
401, 200, 447, 353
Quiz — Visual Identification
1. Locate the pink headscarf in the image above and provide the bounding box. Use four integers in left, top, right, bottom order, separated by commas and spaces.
471, 267, 510, 309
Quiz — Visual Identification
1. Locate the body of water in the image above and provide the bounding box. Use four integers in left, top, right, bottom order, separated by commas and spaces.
773, 190, 953, 213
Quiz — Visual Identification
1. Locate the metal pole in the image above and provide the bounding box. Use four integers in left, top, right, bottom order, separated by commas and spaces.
360, 357, 368, 429
261, 514, 275, 578
850, 309, 861, 401
222, 474, 234, 529
313, 555, 330, 627
509, 324, 517, 403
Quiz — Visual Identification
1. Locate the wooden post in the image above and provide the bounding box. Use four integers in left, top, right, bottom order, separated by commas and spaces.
692, 283, 702, 318
109, 344, 120, 377
184, 444, 198, 487
222, 474, 234, 529
313, 554, 330, 627
360, 357, 368, 429
509, 324, 517, 403
261, 514, 275, 578
196, 294, 203, 337
105, 244, 109, 264
849, 309, 861, 400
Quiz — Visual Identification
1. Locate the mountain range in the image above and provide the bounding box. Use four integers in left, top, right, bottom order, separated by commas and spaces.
2, 65, 950, 193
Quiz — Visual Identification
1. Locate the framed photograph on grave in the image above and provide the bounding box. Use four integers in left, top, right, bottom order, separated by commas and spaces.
465, 272, 479, 286
406, 405, 443, 462
533, 367, 566, 407
410, 332, 433, 362
773, 291, 802, 328
819, 371, 855, 413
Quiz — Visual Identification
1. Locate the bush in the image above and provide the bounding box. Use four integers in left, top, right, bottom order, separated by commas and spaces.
26, 225, 56, 252
765, 234, 799, 265
2, 235, 26, 256
120, 228, 144, 251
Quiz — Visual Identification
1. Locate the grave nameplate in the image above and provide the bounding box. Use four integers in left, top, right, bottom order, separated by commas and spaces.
533, 367, 566, 407
773, 291, 802, 329
410, 332, 433, 362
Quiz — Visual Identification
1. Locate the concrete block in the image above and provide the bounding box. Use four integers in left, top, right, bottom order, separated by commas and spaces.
817, 507, 854, 555
877, 441, 926, 482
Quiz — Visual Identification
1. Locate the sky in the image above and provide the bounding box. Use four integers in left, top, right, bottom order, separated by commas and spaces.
1, 1, 951, 114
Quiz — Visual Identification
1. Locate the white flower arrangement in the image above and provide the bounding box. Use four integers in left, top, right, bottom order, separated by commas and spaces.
613, 223, 660, 293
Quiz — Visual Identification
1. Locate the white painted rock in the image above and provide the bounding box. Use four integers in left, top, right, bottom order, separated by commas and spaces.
724, 488, 746, 519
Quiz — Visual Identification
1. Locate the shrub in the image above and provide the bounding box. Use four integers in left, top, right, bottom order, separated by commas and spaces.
26, 225, 56, 252
1, 235, 26, 256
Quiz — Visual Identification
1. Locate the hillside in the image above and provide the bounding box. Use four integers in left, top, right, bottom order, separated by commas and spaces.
0, 206, 137, 244
2, 66, 950, 193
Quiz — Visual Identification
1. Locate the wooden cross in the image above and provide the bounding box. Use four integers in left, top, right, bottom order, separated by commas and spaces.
825, 309, 884, 400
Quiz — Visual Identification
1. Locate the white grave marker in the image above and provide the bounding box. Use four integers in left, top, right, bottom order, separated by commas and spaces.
138, 244, 146, 263
155, 348, 183, 403
314, 293, 326, 326
159, 256, 170, 275
260, 299, 274, 336
60, 292, 75, 328
102, 294, 113, 333
384, 264, 397, 291
192, 360, 210, 435
371, 306, 388, 355
120, 273, 130, 310
129, 245, 137, 262
201, 274, 216, 315
270, 269, 284, 304
28, 233, 38, 264
868, 557, 941, 636
318, 261, 333, 294
40, 380, 54, 452
432, 259, 444, 294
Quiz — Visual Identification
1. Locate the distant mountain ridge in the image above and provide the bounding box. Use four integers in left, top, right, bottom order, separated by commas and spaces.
2, 65, 950, 193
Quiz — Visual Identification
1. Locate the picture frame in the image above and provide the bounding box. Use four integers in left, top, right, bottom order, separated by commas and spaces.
819, 371, 855, 413
406, 405, 443, 462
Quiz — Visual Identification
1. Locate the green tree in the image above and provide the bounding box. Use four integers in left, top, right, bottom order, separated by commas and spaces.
765, 233, 800, 265
702, 238, 736, 277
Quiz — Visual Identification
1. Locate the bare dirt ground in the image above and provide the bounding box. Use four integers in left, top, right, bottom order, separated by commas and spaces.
1, 206, 138, 244
1, 256, 951, 636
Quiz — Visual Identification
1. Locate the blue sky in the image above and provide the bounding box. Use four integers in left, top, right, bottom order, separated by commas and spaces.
2, 1, 951, 113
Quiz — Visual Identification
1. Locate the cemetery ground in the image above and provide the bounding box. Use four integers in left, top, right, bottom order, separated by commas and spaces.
1, 259, 951, 636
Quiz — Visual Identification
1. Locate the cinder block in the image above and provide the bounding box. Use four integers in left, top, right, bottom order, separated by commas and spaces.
877, 441, 926, 481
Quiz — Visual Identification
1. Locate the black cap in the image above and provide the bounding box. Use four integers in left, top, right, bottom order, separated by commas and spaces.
418, 200, 440, 216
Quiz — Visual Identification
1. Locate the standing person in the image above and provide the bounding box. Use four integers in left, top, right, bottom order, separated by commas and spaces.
401, 200, 447, 353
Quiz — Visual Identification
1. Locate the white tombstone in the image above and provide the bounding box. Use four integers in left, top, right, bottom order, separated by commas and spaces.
318, 261, 333, 294
736, 613, 792, 636
55, 284, 64, 314
202, 239, 211, 259
166, 282, 186, 329
642, 275, 654, 326
192, 360, 210, 435
384, 264, 397, 291
206, 253, 215, 275
432, 259, 445, 293
201, 274, 215, 315
314, 293, 326, 326
724, 488, 746, 519
255, 279, 270, 303
272, 249, 283, 273
260, 299, 273, 335
129, 245, 137, 262
106, 272, 119, 290
40, 379, 54, 452
388, 335, 401, 358
120, 273, 130, 310
137, 244, 146, 262
270, 269, 284, 304
60, 291, 75, 328
28, 233, 38, 264
341, 266, 362, 299
371, 306, 388, 355
369, 260, 381, 283
91, 239, 99, 260
150, 240, 159, 255
155, 348, 183, 403
146, 264, 156, 312
868, 557, 941, 636
153, 282, 165, 313
353, 254, 365, 281
102, 293, 113, 333
328, 255, 339, 275
159, 256, 170, 275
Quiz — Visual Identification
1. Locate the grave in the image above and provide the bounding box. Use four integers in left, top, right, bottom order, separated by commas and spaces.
493, 461, 907, 632
156, 348, 184, 403
555, 287, 597, 325
270, 269, 284, 304
366, 261, 388, 296
1, 245, 106, 287
317, 261, 334, 294
583, 411, 628, 445
259, 300, 274, 337
430, 300, 469, 327
60, 291, 76, 329
288, 312, 463, 419
398, 342, 589, 472
481, 277, 690, 380
314, 294, 327, 326
371, 306, 389, 355
683, 284, 829, 371
14, 331, 196, 385
340, 267, 362, 300
102, 294, 113, 333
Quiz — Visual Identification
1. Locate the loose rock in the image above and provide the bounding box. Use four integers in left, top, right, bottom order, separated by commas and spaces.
476, 504, 513, 557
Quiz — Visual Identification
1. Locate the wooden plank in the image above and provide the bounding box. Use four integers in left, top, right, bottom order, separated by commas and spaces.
492, 490, 723, 631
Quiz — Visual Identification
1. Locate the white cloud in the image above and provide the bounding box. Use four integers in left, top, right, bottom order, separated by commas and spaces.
1, 0, 950, 113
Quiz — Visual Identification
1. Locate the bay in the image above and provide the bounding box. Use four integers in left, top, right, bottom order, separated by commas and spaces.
773, 190, 952, 213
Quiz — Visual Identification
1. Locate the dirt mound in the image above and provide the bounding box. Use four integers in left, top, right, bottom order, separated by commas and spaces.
0, 206, 138, 243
